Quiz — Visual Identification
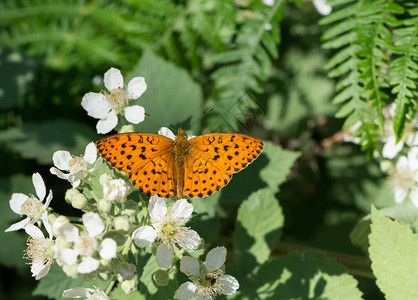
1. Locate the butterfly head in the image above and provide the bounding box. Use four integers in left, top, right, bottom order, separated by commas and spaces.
177, 128, 186, 138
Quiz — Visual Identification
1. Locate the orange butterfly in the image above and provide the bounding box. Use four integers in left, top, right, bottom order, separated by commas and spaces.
96, 129, 264, 198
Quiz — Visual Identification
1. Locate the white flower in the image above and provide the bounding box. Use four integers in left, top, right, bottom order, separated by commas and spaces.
6, 173, 53, 232
132, 196, 200, 268
55, 213, 116, 274
102, 178, 130, 202
50, 142, 102, 188
81, 67, 147, 134
390, 147, 418, 206
313, 0, 332, 15
62, 286, 108, 300
176, 247, 239, 300
24, 219, 55, 280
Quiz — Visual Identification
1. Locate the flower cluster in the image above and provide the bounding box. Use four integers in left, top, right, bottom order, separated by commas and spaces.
5, 67, 239, 300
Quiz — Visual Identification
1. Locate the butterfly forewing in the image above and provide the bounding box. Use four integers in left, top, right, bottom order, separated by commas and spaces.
183, 133, 264, 198
96, 133, 176, 196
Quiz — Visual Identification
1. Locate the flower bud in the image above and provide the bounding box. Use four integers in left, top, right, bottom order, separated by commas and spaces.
121, 279, 137, 294
122, 200, 139, 216
63, 264, 78, 278
72, 193, 87, 209
65, 188, 80, 204
153, 269, 169, 286
117, 262, 136, 282
98, 199, 112, 213
119, 125, 134, 133
380, 160, 393, 173
114, 216, 131, 233
84, 272, 98, 282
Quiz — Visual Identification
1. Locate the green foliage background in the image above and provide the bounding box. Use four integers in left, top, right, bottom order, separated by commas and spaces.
0, 0, 417, 299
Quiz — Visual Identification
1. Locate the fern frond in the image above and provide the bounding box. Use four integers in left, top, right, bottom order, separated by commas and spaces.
208, 1, 283, 131
320, 0, 413, 153
321, 0, 378, 152
390, 5, 418, 140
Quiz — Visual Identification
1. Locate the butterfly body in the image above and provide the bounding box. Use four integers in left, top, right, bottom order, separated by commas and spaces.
96, 129, 264, 198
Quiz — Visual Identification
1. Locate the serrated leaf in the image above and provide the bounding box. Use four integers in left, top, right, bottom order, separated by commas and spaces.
254, 250, 363, 300
0, 119, 98, 164
369, 206, 418, 300
234, 189, 283, 275
127, 50, 203, 134
33, 264, 109, 300
219, 141, 300, 204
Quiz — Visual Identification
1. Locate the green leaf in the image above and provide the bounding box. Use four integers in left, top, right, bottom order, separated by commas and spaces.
219, 141, 300, 204
0, 119, 98, 164
127, 50, 203, 134
369, 206, 418, 300
135, 252, 178, 299
234, 189, 284, 275
33, 264, 109, 299
254, 250, 363, 300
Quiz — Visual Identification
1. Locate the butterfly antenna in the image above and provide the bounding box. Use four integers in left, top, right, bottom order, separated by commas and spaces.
144, 112, 171, 129
191, 107, 214, 128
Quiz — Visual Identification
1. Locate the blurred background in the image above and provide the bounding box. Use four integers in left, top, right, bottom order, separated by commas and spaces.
0, 0, 394, 299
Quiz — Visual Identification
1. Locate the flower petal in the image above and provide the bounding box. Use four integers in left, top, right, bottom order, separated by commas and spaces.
124, 105, 145, 124
52, 151, 72, 171
33, 173, 46, 201
177, 228, 200, 250
127, 76, 147, 99
77, 256, 99, 274
132, 226, 157, 247
32, 259, 52, 280
175, 282, 196, 300
25, 223, 44, 238
156, 243, 173, 269
394, 186, 407, 203
9, 193, 28, 214
148, 195, 167, 221
68, 170, 88, 183
382, 137, 403, 159
218, 275, 239, 295
410, 187, 418, 207
96, 110, 118, 134
81, 92, 111, 119
62, 287, 94, 298
205, 246, 226, 272
158, 127, 176, 140
59, 223, 79, 242
104, 67, 123, 91
44, 190, 53, 209
180, 256, 200, 276
50, 167, 70, 180
83, 212, 104, 237
42, 212, 53, 238
83, 142, 98, 165
171, 199, 193, 221
56, 248, 78, 265
99, 238, 117, 260
5, 217, 31, 232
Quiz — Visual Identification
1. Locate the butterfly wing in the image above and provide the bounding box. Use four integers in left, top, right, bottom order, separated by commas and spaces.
96, 133, 176, 197
183, 133, 264, 198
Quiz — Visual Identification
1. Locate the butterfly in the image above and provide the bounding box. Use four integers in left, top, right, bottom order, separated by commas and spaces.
96, 128, 264, 198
